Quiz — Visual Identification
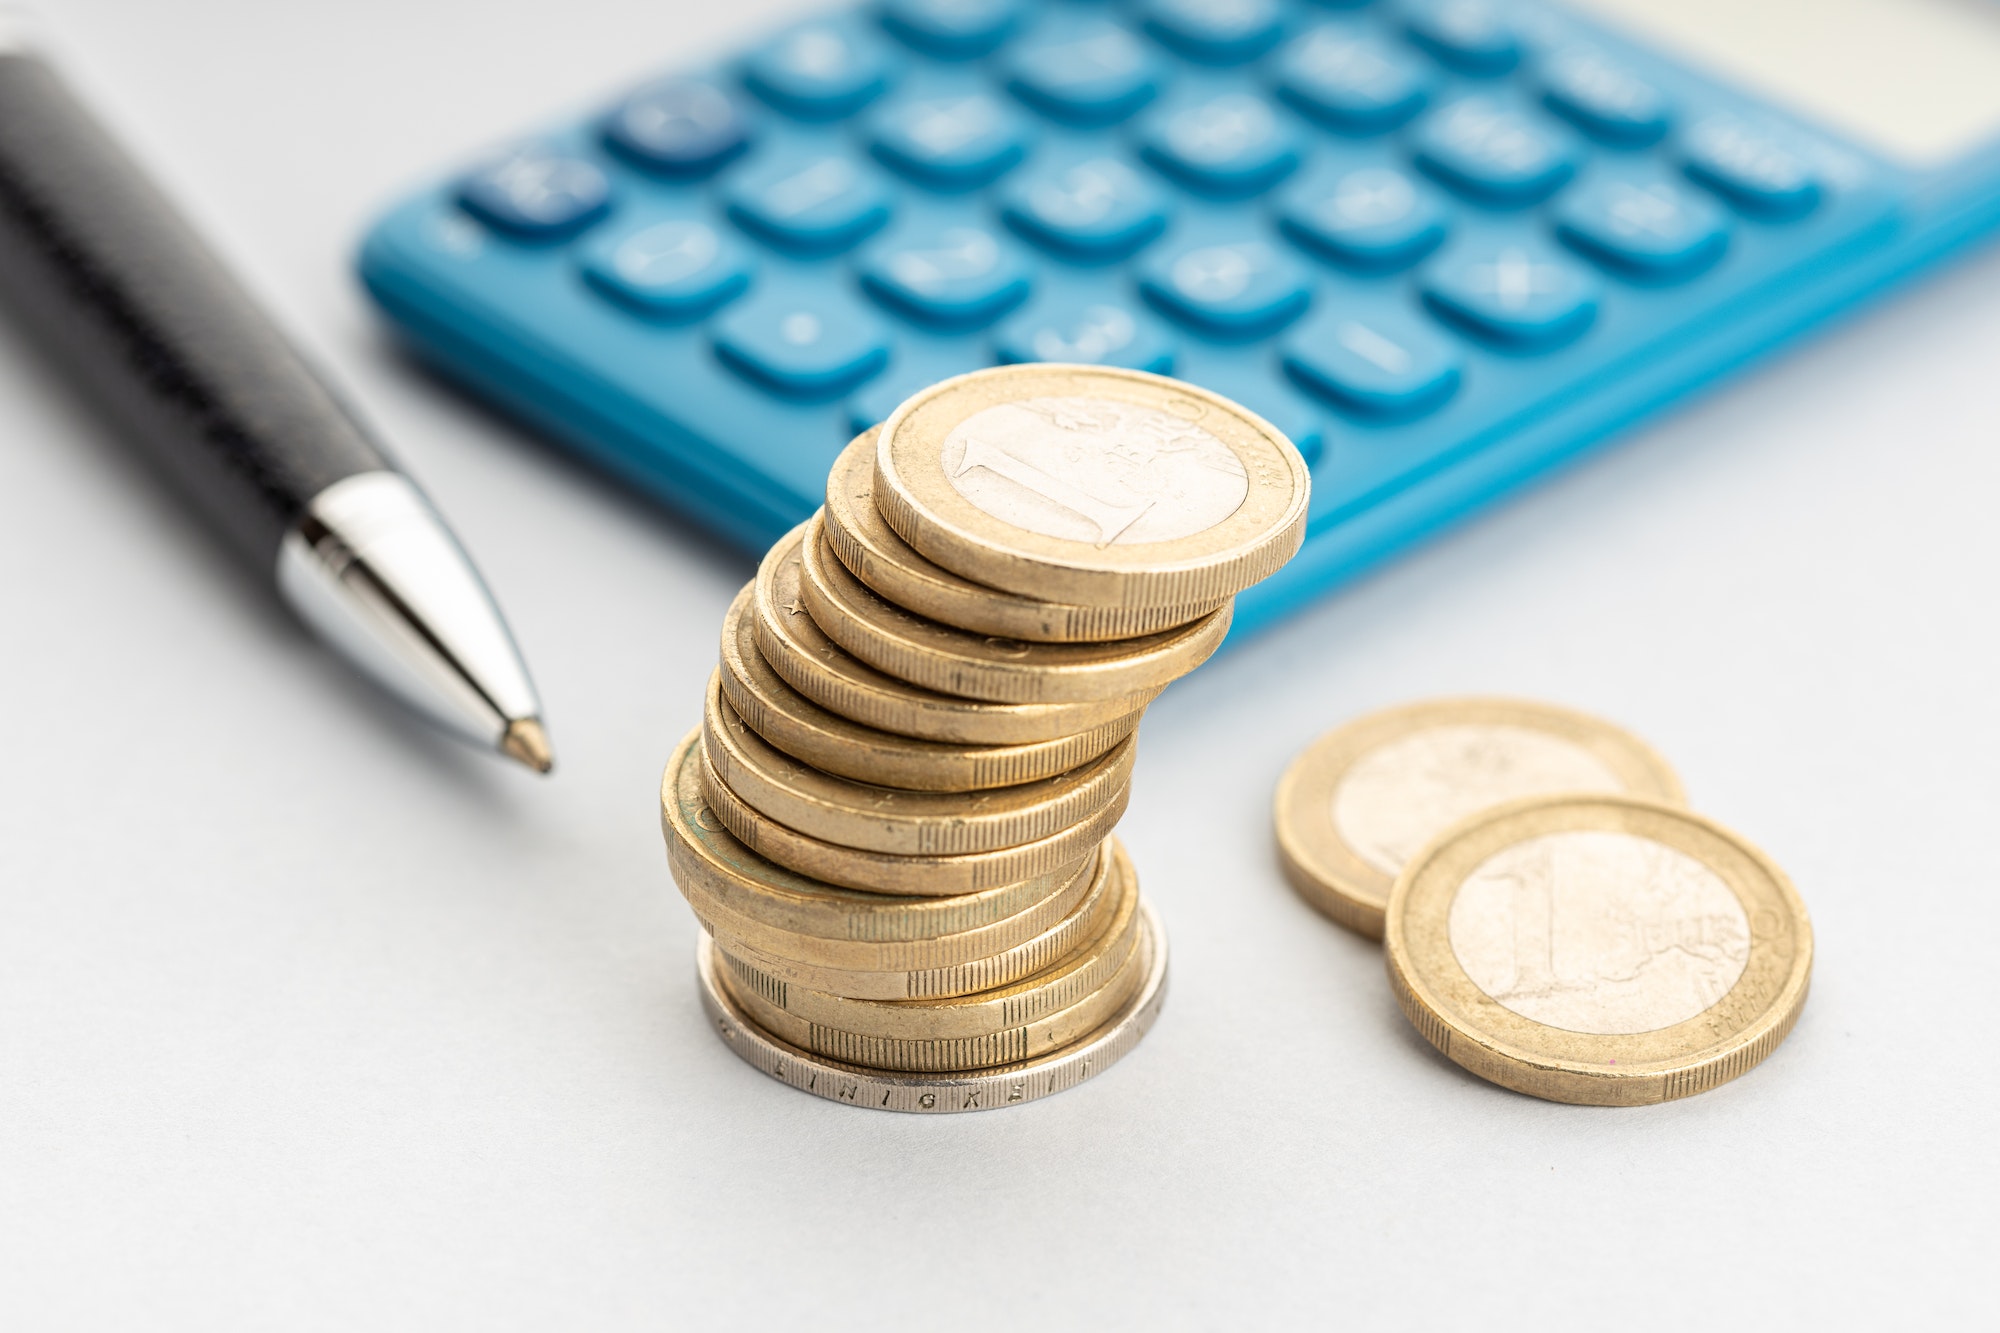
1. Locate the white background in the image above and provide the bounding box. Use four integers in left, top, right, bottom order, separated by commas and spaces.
2, 1, 1994, 1325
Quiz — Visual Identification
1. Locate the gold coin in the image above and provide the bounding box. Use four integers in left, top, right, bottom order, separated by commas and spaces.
1384, 794, 1812, 1106
719, 583, 1137, 792
700, 742, 1130, 894
823, 431, 1227, 642
1274, 698, 1686, 939
754, 522, 1159, 745
694, 900, 1169, 1113
800, 518, 1232, 704
874, 365, 1310, 609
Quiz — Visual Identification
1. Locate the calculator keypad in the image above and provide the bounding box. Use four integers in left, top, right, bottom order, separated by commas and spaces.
1140, 0, 1286, 67
1006, 18, 1162, 126
1423, 240, 1599, 348
603, 79, 755, 176
1283, 305, 1461, 419
580, 217, 751, 316
713, 288, 890, 396
458, 147, 612, 239
1275, 25, 1432, 133
881, 0, 1024, 60
1139, 92, 1301, 197
1538, 48, 1669, 146
1000, 156, 1167, 259
1401, 0, 1520, 76
744, 20, 893, 120
1278, 165, 1448, 270
1682, 115, 1820, 219
858, 221, 1034, 326
726, 153, 892, 253
1415, 98, 1575, 205
869, 93, 1029, 189
994, 294, 1175, 372
1555, 175, 1727, 280
1141, 237, 1310, 337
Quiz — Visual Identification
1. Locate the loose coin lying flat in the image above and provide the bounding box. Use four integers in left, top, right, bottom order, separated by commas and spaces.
719, 585, 1137, 792
1384, 794, 1812, 1106
874, 365, 1310, 609
1275, 698, 1686, 939
823, 432, 1226, 642
698, 900, 1169, 1112
800, 519, 1232, 704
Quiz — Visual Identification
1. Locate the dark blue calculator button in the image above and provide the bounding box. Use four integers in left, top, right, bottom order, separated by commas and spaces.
1283, 306, 1460, 418
581, 217, 751, 317
1140, 0, 1285, 66
1539, 49, 1671, 146
603, 78, 753, 176
1006, 19, 1162, 126
1278, 166, 1447, 270
1682, 116, 1820, 220
726, 155, 892, 254
1275, 23, 1430, 133
879, 0, 1022, 59
994, 295, 1174, 371
858, 223, 1033, 328
870, 94, 1028, 189
458, 147, 612, 240
744, 21, 892, 120
1556, 176, 1728, 280
1140, 238, 1311, 338
1423, 241, 1599, 348
1139, 93, 1300, 197
1001, 157, 1168, 260
1415, 99, 1574, 205
1401, 0, 1519, 76
714, 291, 890, 397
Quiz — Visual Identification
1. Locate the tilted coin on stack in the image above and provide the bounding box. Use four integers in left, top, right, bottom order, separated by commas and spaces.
664, 365, 1310, 1112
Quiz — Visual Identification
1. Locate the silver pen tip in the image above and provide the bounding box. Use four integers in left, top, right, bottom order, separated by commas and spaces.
501, 717, 555, 775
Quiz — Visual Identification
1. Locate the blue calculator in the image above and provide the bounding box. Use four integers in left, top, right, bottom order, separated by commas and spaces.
358, 0, 2000, 635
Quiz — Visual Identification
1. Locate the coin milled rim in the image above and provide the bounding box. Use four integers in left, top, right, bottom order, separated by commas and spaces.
1383, 794, 1812, 1107
1274, 697, 1687, 939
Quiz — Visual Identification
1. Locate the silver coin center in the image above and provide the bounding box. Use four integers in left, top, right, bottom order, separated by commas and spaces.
1447, 830, 1751, 1036
939, 397, 1250, 546
1331, 724, 1624, 877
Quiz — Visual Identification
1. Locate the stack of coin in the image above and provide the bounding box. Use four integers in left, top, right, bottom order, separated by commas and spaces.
665, 365, 1311, 1112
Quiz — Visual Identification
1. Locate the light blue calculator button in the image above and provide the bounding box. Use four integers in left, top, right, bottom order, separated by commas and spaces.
1414, 98, 1575, 205
1274, 23, 1430, 133
580, 217, 751, 317
603, 78, 754, 176
458, 147, 613, 240
744, 20, 892, 120
1006, 18, 1162, 126
993, 294, 1174, 371
858, 222, 1033, 327
1140, 237, 1311, 337
869, 94, 1028, 189
1282, 305, 1461, 418
879, 0, 1022, 59
1539, 48, 1671, 146
1278, 165, 1447, 270
1401, 0, 1520, 76
1556, 176, 1728, 280
726, 154, 892, 253
1140, 0, 1285, 67
1000, 156, 1168, 259
1139, 92, 1300, 197
1682, 116, 1821, 220
714, 289, 890, 397
1423, 240, 1599, 348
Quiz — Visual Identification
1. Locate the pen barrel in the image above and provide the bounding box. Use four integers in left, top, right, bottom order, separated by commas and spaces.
0, 46, 388, 568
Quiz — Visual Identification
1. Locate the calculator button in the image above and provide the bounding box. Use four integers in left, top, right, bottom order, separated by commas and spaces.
1423, 241, 1599, 348
714, 290, 889, 397
1283, 306, 1461, 418
1401, 0, 1519, 76
1006, 19, 1161, 126
1140, 238, 1311, 337
1139, 93, 1300, 197
744, 21, 891, 120
994, 295, 1174, 372
1001, 157, 1168, 259
458, 147, 612, 240
860, 223, 1033, 328
1555, 177, 1728, 280
879, 0, 1022, 59
1539, 49, 1670, 146
581, 217, 751, 317
1682, 116, 1820, 219
1414, 99, 1574, 205
726, 155, 892, 254
1139, 0, 1285, 66
1275, 24, 1430, 133
602, 78, 753, 176
1278, 166, 1447, 270
870, 94, 1028, 189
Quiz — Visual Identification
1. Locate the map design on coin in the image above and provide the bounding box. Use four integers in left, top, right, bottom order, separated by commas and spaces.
940, 397, 1250, 546
1331, 724, 1624, 876
1446, 830, 1751, 1036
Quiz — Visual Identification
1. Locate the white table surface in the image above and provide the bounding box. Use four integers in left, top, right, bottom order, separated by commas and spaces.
4, 2, 1994, 1325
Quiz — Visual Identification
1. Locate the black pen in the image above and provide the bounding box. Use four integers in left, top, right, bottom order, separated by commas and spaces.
0, 16, 552, 773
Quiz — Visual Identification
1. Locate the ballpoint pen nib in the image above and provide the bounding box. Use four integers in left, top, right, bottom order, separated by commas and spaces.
501, 718, 555, 775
